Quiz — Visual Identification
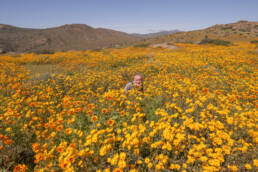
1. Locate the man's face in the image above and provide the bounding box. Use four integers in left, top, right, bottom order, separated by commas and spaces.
133, 75, 143, 87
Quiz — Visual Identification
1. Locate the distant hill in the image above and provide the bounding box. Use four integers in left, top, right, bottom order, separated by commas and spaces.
1, 21, 257, 53
131, 30, 182, 38
139, 20, 258, 45
0, 24, 140, 53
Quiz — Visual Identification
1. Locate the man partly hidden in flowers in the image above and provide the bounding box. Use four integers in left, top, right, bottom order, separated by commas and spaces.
124, 74, 144, 93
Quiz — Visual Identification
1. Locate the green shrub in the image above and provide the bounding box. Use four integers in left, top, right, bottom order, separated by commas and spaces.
250, 40, 258, 44
133, 43, 150, 48
199, 37, 231, 46
32, 49, 55, 54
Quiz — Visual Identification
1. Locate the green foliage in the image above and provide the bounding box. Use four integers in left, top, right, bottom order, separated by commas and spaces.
250, 40, 258, 44
32, 49, 55, 54
133, 43, 150, 48
199, 36, 231, 46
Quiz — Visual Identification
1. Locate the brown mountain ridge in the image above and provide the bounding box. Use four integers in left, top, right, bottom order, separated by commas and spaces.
0, 20, 257, 53
0, 24, 140, 53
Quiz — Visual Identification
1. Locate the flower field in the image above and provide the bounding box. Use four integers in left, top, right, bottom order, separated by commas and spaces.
0, 43, 257, 171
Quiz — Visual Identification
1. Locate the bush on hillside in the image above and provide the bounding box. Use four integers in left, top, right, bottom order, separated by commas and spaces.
32, 49, 55, 54
250, 40, 258, 44
199, 36, 231, 46
133, 43, 150, 48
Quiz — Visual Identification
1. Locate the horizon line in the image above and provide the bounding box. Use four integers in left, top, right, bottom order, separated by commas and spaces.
0, 19, 257, 34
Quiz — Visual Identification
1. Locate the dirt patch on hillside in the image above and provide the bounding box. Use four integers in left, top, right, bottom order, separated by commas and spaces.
151, 43, 178, 50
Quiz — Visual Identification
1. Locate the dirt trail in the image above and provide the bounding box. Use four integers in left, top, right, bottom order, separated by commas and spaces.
151, 43, 178, 50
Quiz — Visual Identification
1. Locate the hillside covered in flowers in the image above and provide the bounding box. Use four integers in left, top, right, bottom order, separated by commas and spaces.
0, 42, 257, 171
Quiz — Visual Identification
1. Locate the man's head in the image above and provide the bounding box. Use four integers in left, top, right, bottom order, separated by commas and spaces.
133, 74, 143, 87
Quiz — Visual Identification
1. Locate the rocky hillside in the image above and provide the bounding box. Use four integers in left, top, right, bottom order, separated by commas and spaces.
140, 20, 258, 45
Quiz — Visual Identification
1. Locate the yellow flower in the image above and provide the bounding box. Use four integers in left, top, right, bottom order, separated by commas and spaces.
144, 157, 150, 164
253, 159, 258, 167
5, 127, 11, 132
119, 152, 126, 160
50, 131, 56, 137
129, 169, 138, 172
245, 164, 251, 170
228, 165, 238, 171
137, 160, 142, 164
104, 168, 110, 172
99, 146, 107, 156
118, 160, 126, 169
111, 154, 119, 165
147, 163, 153, 168
200, 156, 208, 162
170, 164, 181, 170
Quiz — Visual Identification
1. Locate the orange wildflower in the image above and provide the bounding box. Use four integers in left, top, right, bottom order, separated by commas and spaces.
113, 168, 123, 172
91, 115, 98, 122
101, 108, 108, 114
13, 164, 27, 172
65, 128, 72, 135
32, 142, 40, 153
87, 110, 93, 116
56, 125, 63, 131
87, 104, 95, 109
107, 119, 114, 127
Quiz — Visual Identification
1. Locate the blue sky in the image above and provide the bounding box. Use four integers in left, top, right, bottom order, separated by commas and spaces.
1, 0, 257, 33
